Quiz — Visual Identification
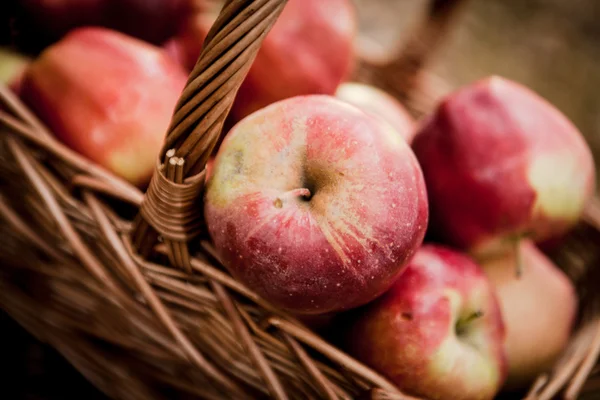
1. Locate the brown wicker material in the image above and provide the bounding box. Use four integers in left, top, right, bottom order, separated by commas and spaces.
0, 0, 599, 399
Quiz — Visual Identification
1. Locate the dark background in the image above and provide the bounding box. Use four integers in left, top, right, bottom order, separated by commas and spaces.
2, 311, 107, 400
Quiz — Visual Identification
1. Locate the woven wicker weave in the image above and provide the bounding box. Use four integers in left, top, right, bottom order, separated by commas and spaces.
1, 0, 599, 399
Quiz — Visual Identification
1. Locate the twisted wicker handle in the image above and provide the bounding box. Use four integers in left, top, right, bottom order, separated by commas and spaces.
132, 0, 288, 270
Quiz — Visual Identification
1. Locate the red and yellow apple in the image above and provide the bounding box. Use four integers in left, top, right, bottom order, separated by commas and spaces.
165, 0, 357, 121
481, 240, 577, 389
335, 82, 416, 143
345, 244, 507, 400
20, 27, 188, 187
412, 76, 596, 260
204, 95, 429, 315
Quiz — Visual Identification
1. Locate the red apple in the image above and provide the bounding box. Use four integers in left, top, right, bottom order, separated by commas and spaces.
204, 95, 429, 315
20, 27, 188, 187
166, 0, 357, 121
345, 244, 507, 400
335, 82, 416, 143
412, 76, 596, 259
481, 240, 577, 389
14, 0, 190, 50
162, 1, 215, 70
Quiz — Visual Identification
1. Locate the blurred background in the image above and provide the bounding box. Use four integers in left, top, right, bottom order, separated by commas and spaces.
1, 0, 599, 398
353, 0, 600, 189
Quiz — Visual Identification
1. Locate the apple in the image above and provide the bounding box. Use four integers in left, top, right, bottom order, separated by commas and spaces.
335, 82, 416, 144
204, 95, 429, 315
412, 76, 596, 260
481, 240, 577, 389
12, 0, 190, 52
344, 244, 507, 400
0, 47, 30, 92
165, 0, 357, 121
19, 27, 188, 187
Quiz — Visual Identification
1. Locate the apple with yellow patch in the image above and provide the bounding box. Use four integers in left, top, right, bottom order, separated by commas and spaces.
345, 244, 507, 400
335, 82, 416, 144
412, 76, 596, 260
204, 95, 429, 315
481, 240, 577, 389
20, 27, 188, 187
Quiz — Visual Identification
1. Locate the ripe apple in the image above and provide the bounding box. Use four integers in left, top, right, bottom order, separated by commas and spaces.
165, 0, 357, 121
344, 244, 507, 400
335, 82, 416, 144
481, 240, 577, 389
204, 95, 429, 315
412, 76, 596, 260
19, 27, 188, 187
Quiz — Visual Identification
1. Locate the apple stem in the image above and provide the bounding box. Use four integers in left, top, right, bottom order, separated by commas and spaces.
274, 188, 312, 208
286, 188, 312, 199
456, 310, 484, 336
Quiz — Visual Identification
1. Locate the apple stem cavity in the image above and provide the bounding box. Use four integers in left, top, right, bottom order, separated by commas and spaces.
274, 188, 312, 208
456, 310, 484, 336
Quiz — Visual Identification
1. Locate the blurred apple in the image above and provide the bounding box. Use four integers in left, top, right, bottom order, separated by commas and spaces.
345, 244, 507, 400
204, 95, 428, 315
20, 27, 188, 187
481, 240, 577, 389
335, 82, 416, 143
412, 76, 596, 260
165, 0, 357, 121
12, 0, 190, 51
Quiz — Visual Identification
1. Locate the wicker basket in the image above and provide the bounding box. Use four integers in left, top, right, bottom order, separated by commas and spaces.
1, 0, 599, 399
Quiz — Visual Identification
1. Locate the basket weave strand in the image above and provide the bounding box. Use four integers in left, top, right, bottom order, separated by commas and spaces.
1, 0, 600, 398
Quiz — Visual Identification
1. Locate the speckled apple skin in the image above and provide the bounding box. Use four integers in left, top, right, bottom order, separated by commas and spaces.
20, 27, 188, 187
204, 95, 428, 315
346, 245, 507, 400
412, 76, 596, 258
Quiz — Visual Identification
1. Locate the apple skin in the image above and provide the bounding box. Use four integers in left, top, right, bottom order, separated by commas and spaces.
335, 82, 416, 144
481, 240, 577, 389
344, 244, 508, 400
204, 95, 428, 315
412, 76, 596, 259
19, 27, 188, 187
165, 0, 357, 122
15, 0, 190, 49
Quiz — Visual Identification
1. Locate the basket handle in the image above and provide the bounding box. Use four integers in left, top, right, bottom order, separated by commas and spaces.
132, 0, 289, 270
